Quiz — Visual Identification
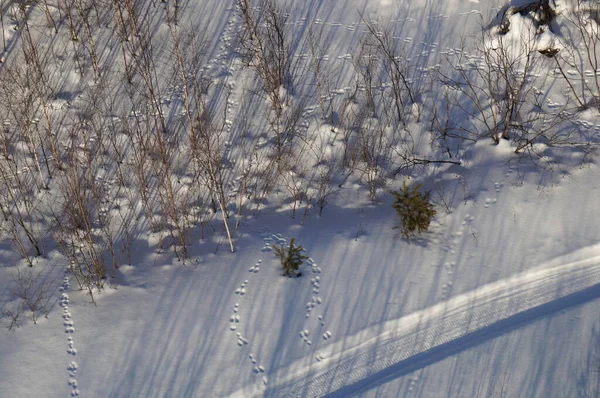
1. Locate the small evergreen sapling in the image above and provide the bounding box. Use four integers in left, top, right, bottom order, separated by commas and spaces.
273, 238, 308, 277
391, 181, 436, 239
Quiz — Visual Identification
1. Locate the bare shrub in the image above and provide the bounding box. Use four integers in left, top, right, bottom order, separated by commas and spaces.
0, 159, 44, 264
236, 0, 304, 158
49, 163, 105, 298
438, 18, 573, 149
1, 269, 51, 329
10, 269, 49, 324
552, 0, 600, 111
358, 13, 418, 125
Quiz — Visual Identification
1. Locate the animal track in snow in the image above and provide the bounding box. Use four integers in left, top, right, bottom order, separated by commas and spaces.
248, 353, 267, 379
234, 280, 248, 296
317, 315, 325, 326
439, 212, 472, 301
67, 336, 77, 355
408, 374, 421, 392
293, 253, 331, 360
484, 197, 497, 208
228, 230, 276, 381
311, 276, 321, 295
60, 275, 80, 396
441, 260, 457, 299
261, 233, 287, 252
305, 294, 321, 318
306, 258, 322, 275
271, 234, 287, 246
461, 213, 476, 226
230, 306, 239, 330
265, 249, 600, 397
299, 330, 312, 346
67, 361, 78, 373
236, 332, 249, 346
231, 278, 249, 333
249, 259, 261, 273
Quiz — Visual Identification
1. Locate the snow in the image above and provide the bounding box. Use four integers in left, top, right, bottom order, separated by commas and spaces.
1, 0, 600, 397
259, 246, 600, 397
4, 162, 600, 396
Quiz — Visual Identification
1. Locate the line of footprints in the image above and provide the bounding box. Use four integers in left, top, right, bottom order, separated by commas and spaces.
59, 275, 80, 397
439, 180, 503, 300
265, 233, 332, 363
263, 233, 332, 362
302, 259, 332, 363
226, 233, 273, 385
228, 231, 334, 385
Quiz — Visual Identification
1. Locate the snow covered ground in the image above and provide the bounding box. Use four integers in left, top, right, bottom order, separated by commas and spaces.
2, 157, 600, 397
1, 0, 600, 397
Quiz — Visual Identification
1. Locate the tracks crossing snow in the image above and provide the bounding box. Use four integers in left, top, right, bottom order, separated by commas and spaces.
238, 253, 600, 398
229, 229, 330, 389
227, 231, 277, 385
59, 275, 80, 397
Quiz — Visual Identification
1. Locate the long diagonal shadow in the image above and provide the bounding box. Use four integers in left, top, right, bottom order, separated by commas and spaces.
264, 255, 600, 398
330, 283, 600, 397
